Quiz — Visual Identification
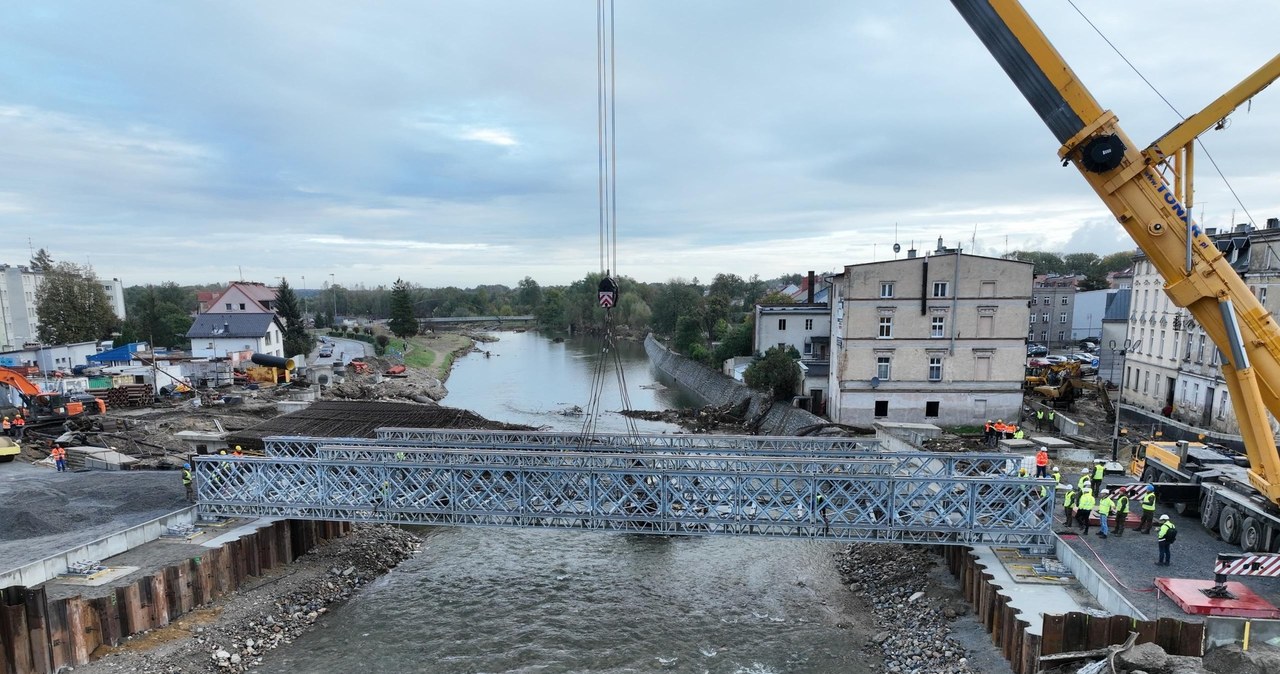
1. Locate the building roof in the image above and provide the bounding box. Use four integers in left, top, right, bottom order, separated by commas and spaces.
186, 313, 282, 338
207, 282, 279, 313
833, 250, 1033, 276
757, 303, 829, 314
87, 342, 145, 363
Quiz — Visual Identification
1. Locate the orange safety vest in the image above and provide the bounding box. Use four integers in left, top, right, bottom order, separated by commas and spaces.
13, 417, 23, 427
52, 447, 65, 460
1036, 451, 1049, 466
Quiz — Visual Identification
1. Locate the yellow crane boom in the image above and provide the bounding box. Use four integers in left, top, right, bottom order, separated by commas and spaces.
952, 0, 1280, 504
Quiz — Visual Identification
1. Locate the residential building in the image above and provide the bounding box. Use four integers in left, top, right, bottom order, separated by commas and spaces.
1071, 289, 1115, 344
827, 245, 1032, 426
1107, 268, 1133, 289
1097, 289, 1131, 387
1123, 220, 1280, 435
1028, 274, 1080, 348
0, 264, 127, 350
753, 300, 831, 415
204, 282, 279, 314
186, 313, 286, 364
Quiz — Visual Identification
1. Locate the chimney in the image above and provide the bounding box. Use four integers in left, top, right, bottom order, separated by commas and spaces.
806, 271, 815, 304
1205, 227, 1217, 236
1235, 223, 1250, 233
907, 248, 918, 259
936, 236, 945, 253
1268, 217, 1279, 230
223, 322, 230, 333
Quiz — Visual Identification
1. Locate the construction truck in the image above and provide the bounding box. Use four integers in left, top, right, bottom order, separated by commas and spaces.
0, 366, 108, 425
956, 1, 1280, 554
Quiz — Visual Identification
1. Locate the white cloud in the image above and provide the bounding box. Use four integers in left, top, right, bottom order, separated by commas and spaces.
459, 127, 518, 147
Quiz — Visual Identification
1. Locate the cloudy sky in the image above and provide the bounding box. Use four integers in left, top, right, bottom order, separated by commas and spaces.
1, 2, 1277, 290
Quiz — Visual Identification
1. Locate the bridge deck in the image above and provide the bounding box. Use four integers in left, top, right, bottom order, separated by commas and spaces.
198, 432, 1054, 546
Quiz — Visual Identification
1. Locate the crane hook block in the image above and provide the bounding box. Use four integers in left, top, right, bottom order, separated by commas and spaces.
1079, 134, 1126, 173
598, 276, 619, 309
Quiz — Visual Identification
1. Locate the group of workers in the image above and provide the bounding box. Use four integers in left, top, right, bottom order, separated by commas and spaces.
1054, 459, 1178, 564
983, 419, 1024, 447
1, 414, 26, 439
183, 445, 244, 502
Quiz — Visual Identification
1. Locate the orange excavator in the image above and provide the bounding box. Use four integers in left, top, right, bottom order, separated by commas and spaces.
0, 366, 107, 425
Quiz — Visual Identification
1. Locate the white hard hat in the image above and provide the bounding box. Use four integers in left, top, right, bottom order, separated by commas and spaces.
1101, 489, 1110, 495
1081, 468, 1089, 474
1040, 446, 1047, 451
1158, 514, 1170, 521
1051, 466, 1058, 471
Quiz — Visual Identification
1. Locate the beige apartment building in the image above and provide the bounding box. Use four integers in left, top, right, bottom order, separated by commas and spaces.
827, 245, 1032, 426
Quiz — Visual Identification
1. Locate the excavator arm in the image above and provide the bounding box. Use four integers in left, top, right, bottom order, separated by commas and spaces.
0, 367, 44, 397
952, 0, 1280, 504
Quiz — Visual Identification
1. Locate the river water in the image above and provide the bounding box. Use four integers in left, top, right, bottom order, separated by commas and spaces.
266, 332, 873, 674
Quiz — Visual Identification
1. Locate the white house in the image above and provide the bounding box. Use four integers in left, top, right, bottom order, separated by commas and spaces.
186, 313, 285, 364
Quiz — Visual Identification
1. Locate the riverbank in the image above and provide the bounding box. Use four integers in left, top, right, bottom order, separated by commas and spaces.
836, 544, 1011, 674
74, 525, 420, 674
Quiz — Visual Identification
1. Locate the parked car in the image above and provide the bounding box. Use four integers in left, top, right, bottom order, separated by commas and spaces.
1044, 355, 1068, 365
1070, 353, 1100, 368
1026, 344, 1049, 357
319, 347, 334, 358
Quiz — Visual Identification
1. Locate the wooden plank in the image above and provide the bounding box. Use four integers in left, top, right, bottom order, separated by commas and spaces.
23, 586, 50, 674
1062, 612, 1088, 653
1039, 614, 1065, 656
1177, 621, 1204, 657
1086, 613, 1109, 650
91, 595, 120, 649
1002, 604, 1017, 660
3, 602, 32, 674
63, 598, 89, 666
151, 571, 170, 629
175, 562, 192, 614
77, 598, 101, 661
45, 599, 68, 672
1021, 631, 1041, 674
163, 566, 181, 620
135, 578, 154, 634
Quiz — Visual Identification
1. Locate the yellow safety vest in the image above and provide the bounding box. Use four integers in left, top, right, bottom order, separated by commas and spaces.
1098, 497, 1113, 516
1092, 464, 1105, 481
1141, 492, 1157, 512
1077, 493, 1096, 511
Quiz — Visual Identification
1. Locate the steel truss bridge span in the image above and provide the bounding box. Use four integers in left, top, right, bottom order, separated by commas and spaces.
198, 433, 1054, 547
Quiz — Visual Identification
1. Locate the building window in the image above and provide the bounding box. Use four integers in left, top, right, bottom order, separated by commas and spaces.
1041, 312, 1049, 323
225, 303, 232, 310
928, 357, 943, 381
1261, 287, 1269, 303
803, 341, 813, 355
876, 356, 891, 380
1030, 314, 1037, 324
1057, 330, 1065, 342
1184, 335, 1193, 361
1058, 312, 1067, 324
1181, 381, 1188, 404
1193, 382, 1200, 408
874, 400, 889, 418
804, 319, 813, 330
1159, 331, 1166, 359
1143, 370, 1150, 394
778, 319, 786, 330
1125, 366, 1132, 390
880, 283, 894, 298
925, 401, 940, 418
1061, 296, 1068, 306
1219, 394, 1229, 419
1196, 334, 1206, 363
930, 316, 945, 338
1040, 331, 1048, 342
1031, 297, 1038, 306
265, 332, 272, 345
932, 281, 949, 298
878, 317, 893, 338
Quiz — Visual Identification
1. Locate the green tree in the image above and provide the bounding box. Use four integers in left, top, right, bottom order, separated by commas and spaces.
29, 248, 54, 272
1062, 252, 1101, 275
651, 280, 703, 335
744, 346, 802, 400
674, 315, 705, 355
536, 288, 568, 331
517, 277, 543, 313
120, 282, 194, 348
1004, 250, 1065, 275
275, 278, 314, 358
712, 315, 754, 365
757, 290, 796, 305
388, 278, 418, 344
35, 262, 119, 344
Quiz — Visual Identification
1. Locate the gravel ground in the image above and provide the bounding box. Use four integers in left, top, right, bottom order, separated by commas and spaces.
1059, 501, 1280, 620
836, 544, 1011, 674
0, 462, 188, 569
75, 524, 420, 674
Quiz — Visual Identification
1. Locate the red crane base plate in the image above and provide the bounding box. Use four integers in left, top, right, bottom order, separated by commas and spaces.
1155, 578, 1280, 619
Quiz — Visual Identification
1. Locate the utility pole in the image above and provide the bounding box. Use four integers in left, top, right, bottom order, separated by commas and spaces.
330, 273, 337, 326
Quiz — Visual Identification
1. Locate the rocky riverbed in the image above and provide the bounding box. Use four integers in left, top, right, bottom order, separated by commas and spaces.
76, 525, 421, 674
835, 543, 992, 674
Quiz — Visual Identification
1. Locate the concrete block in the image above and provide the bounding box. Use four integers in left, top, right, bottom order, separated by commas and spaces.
998, 439, 1037, 451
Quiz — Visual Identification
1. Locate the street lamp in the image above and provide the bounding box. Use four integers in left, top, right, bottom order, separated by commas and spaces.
301, 275, 307, 316
1108, 337, 1143, 461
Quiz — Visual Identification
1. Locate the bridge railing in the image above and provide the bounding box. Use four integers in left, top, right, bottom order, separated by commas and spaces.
192, 451, 1054, 547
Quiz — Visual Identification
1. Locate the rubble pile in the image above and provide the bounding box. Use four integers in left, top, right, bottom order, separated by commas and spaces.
835, 543, 978, 674
1044, 641, 1280, 674
84, 525, 421, 674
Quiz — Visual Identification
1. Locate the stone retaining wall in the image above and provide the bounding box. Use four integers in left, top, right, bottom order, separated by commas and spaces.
643, 334, 827, 435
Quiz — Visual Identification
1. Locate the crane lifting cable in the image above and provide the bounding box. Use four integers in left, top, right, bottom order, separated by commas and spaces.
579, 0, 639, 441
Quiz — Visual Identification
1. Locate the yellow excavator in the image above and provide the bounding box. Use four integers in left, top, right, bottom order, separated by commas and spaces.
955, 0, 1280, 552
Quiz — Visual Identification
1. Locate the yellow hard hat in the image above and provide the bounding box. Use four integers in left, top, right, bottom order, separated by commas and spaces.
235, 445, 242, 451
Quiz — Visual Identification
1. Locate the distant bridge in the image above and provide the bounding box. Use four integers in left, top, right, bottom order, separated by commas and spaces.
194, 429, 1054, 547
419, 315, 535, 325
